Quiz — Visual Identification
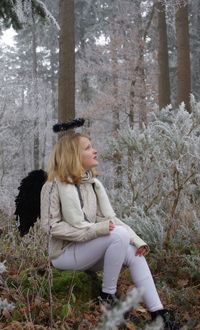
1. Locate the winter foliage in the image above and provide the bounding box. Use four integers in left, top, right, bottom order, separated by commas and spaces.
0, 261, 15, 315
95, 288, 164, 330
11, 0, 58, 27
0, 298, 15, 315
106, 100, 200, 252
0, 0, 200, 214
0, 261, 7, 274
95, 288, 144, 330
0, 0, 200, 328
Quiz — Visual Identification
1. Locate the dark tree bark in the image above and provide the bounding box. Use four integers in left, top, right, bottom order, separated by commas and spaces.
175, 2, 191, 112
31, 8, 39, 170
58, 0, 75, 122
157, 2, 171, 110
110, 20, 122, 189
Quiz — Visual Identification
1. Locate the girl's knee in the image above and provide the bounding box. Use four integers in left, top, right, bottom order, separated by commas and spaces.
111, 226, 130, 245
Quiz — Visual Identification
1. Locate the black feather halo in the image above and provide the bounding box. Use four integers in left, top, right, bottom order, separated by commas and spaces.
53, 118, 85, 133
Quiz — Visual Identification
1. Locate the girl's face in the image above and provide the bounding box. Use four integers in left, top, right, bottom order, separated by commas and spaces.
79, 137, 98, 171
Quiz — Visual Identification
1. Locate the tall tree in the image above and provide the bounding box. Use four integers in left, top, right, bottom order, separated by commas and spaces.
58, 0, 75, 122
175, 1, 191, 112
110, 18, 122, 189
189, 0, 200, 101
129, 0, 155, 128
31, 6, 40, 169
135, 1, 147, 128
157, 1, 171, 109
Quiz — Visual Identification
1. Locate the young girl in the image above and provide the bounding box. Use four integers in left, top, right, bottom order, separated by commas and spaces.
40, 132, 178, 329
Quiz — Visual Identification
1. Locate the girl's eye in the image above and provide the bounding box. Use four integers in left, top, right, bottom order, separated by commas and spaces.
86, 145, 92, 150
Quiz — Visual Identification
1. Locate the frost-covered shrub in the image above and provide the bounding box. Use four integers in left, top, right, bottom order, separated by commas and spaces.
0, 261, 7, 274
0, 298, 15, 314
0, 261, 7, 287
183, 255, 200, 275
106, 99, 200, 250
95, 287, 164, 330
95, 288, 143, 330
0, 261, 15, 315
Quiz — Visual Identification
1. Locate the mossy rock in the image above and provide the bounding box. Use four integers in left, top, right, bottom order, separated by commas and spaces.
52, 269, 101, 302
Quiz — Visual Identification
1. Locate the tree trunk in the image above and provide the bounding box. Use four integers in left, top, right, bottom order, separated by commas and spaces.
50, 46, 57, 119
0, 145, 5, 185
21, 88, 26, 174
129, 0, 147, 129
157, 2, 171, 110
31, 7, 39, 170
58, 0, 75, 122
110, 21, 122, 189
137, 9, 147, 128
190, 0, 200, 100
175, 2, 191, 112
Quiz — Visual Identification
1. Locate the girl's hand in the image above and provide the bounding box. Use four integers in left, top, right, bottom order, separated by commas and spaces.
135, 245, 149, 257
109, 221, 115, 232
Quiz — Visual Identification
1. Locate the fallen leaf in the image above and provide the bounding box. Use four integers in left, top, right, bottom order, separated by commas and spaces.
23, 322, 35, 330
126, 321, 136, 330
177, 279, 189, 287
3, 321, 23, 330
135, 306, 147, 313
2, 309, 12, 320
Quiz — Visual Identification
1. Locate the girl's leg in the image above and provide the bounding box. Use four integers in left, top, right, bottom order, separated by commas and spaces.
52, 226, 130, 294
124, 245, 163, 312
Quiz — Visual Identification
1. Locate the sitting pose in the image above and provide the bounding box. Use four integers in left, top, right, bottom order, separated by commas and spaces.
40, 132, 179, 329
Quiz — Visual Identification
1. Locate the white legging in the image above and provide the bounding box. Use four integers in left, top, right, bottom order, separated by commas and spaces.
52, 226, 163, 312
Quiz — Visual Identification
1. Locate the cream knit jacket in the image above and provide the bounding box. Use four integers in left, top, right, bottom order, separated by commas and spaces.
40, 178, 148, 259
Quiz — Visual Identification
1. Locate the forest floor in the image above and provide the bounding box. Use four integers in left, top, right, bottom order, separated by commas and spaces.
0, 213, 200, 330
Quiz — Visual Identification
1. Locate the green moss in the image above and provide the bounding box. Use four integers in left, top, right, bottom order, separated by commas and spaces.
52, 269, 101, 302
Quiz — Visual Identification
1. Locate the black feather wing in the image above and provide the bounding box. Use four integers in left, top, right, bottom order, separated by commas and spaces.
15, 169, 47, 236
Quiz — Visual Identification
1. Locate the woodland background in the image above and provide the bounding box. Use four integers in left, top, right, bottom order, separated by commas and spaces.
0, 0, 200, 329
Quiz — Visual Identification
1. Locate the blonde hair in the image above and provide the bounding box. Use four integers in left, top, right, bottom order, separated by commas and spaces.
48, 133, 93, 184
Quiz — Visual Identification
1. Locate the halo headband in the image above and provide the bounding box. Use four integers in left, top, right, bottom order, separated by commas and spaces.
53, 118, 85, 133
